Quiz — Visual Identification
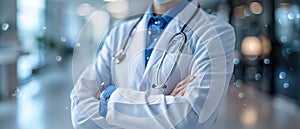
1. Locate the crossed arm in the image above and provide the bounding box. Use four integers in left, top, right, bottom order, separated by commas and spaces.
96, 75, 195, 99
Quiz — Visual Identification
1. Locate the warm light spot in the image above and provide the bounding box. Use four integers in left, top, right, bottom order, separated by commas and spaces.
260, 35, 272, 58
240, 107, 258, 126
241, 36, 262, 56
280, 2, 290, 8
234, 5, 247, 19
250, 2, 263, 14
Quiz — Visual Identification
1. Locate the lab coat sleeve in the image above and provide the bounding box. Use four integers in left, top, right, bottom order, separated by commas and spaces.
105, 20, 235, 128
70, 27, 121, 129
70, 65, 117, 129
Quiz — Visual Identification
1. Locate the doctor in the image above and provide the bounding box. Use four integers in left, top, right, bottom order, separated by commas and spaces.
71, 0, 235, 128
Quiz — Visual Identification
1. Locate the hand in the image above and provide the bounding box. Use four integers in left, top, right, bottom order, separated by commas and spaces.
96, 85, 116, 100
99, 85, 116, 117
96, 91, 102, 100
170, 75, 196, 96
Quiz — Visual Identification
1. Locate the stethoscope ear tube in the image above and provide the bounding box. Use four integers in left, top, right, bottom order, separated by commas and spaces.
152, 31, 188, 89
113, 15, 144, 64
168, 32, 187, 52
113, 49, 126, 64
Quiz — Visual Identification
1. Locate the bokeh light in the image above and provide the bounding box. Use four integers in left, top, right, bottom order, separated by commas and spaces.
255, 73, 262, 81
264, 58, 270, 64
77, 3, 92, 17
283, 82, 290, 89
60, 37, 67, 42
260, 35, 272, 58
238, 92, 245, 99
250, 2, 263, 14
279, 71, 286, 79
235, 80, 243, 87
233, 58, 240, 65
1, 23, 10, 31
241, 36, 262, 56
240, 107, 258, 127
234, 5, 247, 19
56, 56, 62, 62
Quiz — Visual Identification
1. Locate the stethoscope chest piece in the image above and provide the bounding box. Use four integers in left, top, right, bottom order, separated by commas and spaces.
113, 49, 126, 64
152, 83, 167, 89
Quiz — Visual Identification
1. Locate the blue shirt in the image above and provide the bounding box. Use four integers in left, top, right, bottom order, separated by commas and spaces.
144, 0, 190, 66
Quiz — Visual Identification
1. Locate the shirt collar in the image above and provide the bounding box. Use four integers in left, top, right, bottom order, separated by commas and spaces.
145, 0, 190, 28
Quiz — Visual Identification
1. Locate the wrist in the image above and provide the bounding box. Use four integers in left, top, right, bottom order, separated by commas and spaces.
101, 85, 116, 102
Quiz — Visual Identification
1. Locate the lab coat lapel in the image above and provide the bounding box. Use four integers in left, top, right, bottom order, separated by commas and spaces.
142, 1, 199, 81
113, 16, 147, 90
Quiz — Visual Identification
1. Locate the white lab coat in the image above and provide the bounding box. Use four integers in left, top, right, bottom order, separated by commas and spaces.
70, 0, 235, 129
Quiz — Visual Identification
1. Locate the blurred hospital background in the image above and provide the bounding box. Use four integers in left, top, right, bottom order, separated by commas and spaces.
0, 0, 300, 129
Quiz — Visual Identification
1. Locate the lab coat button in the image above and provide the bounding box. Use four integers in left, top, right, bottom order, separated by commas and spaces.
148, 30, 152, 35
154, 20, 160, 25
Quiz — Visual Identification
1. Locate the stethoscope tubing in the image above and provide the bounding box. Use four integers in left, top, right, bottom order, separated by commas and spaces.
152, 32, 187, 89
113, 4, 200, 89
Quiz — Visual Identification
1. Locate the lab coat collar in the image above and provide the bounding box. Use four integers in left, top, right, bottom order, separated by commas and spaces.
145, 0, 190, 28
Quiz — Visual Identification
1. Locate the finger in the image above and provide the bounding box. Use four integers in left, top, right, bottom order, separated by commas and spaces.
177, 76, 193, 86
181, 75, 196, 86
187, 75, 196, 82
171, 84, 188, 96
170, 92, 175, 96
170, 89, 177, 96
175, 76, 196, 90
176, 86, 188, 96
170, 86, 181, 96
96, 93, 100, 99
171, 76, 196, 96
175, 84, 188, 95
96, 91, 102, 99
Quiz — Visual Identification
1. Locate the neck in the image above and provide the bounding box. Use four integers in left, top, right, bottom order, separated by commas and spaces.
153, 0, 183, 16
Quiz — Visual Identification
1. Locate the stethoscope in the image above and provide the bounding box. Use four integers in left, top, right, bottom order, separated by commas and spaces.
113, 4, 200, 89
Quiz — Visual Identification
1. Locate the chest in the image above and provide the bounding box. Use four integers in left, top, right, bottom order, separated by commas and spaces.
111, 27, 197, 95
